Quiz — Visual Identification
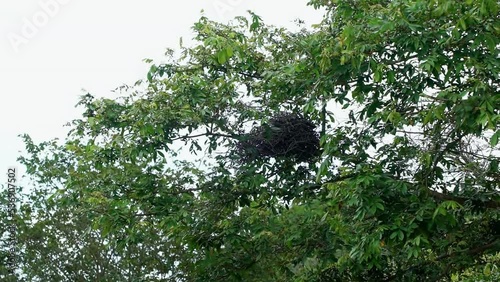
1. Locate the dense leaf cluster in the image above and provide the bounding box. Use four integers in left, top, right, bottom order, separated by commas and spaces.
2, 0, 499, 281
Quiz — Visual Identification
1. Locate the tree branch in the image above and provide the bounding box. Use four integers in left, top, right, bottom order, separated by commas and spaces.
428, 189, 500, 209
171, 132, 240, 142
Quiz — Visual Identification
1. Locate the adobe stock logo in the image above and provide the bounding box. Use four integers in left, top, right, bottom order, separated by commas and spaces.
212, 0, 244, 21
7, 0, 72, 53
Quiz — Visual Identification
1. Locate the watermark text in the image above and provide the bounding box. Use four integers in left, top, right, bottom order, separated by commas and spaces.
7, 0, 72, 53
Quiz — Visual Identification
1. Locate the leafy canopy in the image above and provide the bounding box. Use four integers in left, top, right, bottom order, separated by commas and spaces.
7, 0, 500, 281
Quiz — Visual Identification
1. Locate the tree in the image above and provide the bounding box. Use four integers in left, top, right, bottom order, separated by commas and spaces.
0, 175, 176, 281
12, 0, 500, 280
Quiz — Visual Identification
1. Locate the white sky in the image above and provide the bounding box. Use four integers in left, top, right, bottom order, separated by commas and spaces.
0, 0, 324, 183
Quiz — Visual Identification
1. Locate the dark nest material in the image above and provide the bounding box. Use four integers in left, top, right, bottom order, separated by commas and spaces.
236, 112, 320, 163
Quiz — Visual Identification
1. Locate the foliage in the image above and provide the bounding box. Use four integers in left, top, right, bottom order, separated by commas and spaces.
0, 180, 175, 281
451, 252, 500, 281
7, 0, 500, 281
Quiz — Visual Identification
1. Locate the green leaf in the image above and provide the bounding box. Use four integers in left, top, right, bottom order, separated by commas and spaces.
226, 46, 234, 58
321, 212, 329, 222
491, 130, 499, 146
387, 70, 395, 83
217, 50, 228, 64
483, 263, 491, 276
390, 231, 398, 240
374, 69, 382, 83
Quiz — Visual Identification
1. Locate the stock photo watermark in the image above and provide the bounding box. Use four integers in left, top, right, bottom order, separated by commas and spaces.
7, 0, 71, 53
212, 0, 244, 21
4, 167, 18, 275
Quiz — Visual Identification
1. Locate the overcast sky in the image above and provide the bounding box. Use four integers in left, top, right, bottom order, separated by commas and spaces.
0, 0, 323, 184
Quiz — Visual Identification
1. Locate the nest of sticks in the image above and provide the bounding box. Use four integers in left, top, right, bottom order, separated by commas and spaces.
236, 112, 320, 163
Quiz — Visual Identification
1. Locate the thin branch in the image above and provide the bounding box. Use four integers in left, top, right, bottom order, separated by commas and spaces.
171, 132, 240, 142
396, 130, 426, 135
303, 173, 360, 191
428, 189, 500, 209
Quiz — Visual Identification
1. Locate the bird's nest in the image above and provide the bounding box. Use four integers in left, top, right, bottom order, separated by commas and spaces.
236, 112, 320, 163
